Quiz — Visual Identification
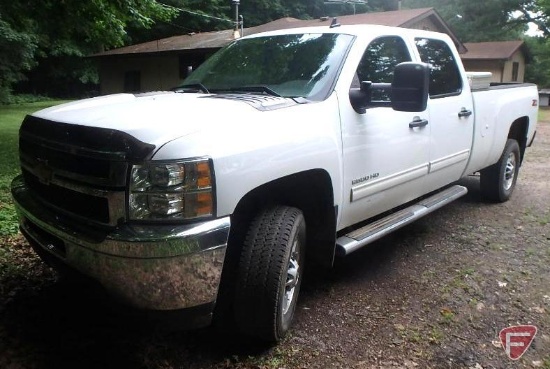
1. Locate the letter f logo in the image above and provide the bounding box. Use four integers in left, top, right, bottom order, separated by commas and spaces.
499, 325, 537, 360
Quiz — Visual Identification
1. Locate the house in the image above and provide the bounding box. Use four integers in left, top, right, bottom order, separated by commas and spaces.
93, 7, 465, 95
461, 41, 530, 83
538, 89, 550, 106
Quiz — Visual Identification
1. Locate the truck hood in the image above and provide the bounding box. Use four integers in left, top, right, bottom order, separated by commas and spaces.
33, 92, 299, 149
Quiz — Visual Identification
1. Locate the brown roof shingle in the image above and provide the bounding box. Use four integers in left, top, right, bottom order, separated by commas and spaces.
461, 41, 525, 60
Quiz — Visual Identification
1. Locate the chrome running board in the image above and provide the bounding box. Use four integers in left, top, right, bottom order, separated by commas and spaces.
336, 185, 467, 256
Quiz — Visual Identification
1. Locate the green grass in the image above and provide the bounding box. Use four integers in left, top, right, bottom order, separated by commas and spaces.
0, 100, 71, 235
539, 106, 550, 122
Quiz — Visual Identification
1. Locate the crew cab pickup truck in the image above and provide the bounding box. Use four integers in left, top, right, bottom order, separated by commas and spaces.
11, 24, 538, 342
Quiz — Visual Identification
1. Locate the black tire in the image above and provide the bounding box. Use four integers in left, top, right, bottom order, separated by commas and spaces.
234, 206, 306, 343
480, 139, 521, 202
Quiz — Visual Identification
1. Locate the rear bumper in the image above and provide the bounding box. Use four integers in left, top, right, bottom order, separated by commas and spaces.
11, 175, 230, 325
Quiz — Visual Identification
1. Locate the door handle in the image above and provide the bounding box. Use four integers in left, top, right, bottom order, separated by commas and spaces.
458, 108, 472, 118
409, 116, 428, 128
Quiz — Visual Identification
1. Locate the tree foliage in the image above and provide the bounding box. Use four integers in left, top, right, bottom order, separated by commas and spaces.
525, 37, 550, 87
0, 0, 176, 103
403, 0, 529, 42
127, 1, 232, 43
515, 0, 550, 37
0, 17, 39, 102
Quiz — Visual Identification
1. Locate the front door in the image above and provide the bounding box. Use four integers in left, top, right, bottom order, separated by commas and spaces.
339, 36, 431, 229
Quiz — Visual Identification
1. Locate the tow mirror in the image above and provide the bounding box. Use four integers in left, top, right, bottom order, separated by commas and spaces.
349, 81, 390, 114
391, 62, 430, 112
349, 62, 430, 114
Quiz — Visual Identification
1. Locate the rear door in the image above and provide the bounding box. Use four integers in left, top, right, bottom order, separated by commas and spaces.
414, 37, 474, 192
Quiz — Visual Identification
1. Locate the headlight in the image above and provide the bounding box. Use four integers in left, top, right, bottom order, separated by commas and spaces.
129, 159, 214, 220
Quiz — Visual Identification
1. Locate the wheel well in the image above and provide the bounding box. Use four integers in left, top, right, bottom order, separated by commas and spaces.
508, 117, 529, 163
213, 170, 337, 323
229, 169, 336, 267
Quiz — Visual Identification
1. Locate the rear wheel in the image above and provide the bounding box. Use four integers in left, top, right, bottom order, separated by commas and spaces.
234, 206, 306, 343
480, 139, 520, 202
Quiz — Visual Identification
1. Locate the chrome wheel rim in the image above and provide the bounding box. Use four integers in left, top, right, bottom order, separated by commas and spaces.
282, 239, 300, 316
503, 151, 517, 191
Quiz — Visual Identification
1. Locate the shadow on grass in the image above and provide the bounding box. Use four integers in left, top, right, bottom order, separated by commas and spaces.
1, 270, 285, 369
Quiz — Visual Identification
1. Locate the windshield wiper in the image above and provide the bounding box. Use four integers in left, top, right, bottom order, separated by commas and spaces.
224, 85, 281, 97
173, 83, 210, 94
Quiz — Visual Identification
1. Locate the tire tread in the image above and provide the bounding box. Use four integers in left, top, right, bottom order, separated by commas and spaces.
234, 206, 304, 342
480, 139, 520, 203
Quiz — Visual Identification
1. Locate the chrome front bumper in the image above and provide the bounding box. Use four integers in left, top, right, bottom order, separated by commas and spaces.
11, 175, 230, 315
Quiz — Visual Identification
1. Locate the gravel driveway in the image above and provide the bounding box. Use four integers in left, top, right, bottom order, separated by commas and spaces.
1, 114, 549, 369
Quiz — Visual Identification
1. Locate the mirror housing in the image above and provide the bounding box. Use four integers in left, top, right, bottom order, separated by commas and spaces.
391, 62, 430, 112
349, 62, 430, 114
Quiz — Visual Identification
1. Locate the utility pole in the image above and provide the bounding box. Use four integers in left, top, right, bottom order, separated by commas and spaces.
232, 0, 242, 38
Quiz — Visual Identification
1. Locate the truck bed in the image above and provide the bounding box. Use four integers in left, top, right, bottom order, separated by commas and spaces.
465, 83, 538, 175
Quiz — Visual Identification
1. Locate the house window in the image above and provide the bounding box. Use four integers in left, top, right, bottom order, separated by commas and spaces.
512, 62, 519, 82
124, 70, 141, 92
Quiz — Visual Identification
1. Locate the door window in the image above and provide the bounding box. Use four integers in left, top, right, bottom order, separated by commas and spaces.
352, 36, 412, 101
415, 38, 462, 98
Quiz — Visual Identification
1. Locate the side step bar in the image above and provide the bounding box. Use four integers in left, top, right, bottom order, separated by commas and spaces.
336, 185, 467, 257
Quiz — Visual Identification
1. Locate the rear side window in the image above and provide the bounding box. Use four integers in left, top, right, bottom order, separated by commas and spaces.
415, 38, 462, 98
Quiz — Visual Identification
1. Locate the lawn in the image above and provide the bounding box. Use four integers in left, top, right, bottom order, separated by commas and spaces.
540, 106, 550, 122
0, 101, 70, 235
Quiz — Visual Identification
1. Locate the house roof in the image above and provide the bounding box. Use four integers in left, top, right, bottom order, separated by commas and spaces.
94, 30, 236, 56
462, 40, 530, 62
94, 7, 465, 57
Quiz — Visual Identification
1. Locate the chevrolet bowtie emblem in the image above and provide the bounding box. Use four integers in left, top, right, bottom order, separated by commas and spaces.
35, 158, 53, 185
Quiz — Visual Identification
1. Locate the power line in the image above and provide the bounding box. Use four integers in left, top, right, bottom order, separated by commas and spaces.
157, 19, 198, 33
161, 3, 234, 24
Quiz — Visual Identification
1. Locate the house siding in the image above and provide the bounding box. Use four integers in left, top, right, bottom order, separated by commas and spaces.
99, 55, 180, 95
540, 94, 549, 106
462, 60, 504, 83
502, 51, 525, 82
539, 89, 550, 106
462, 50, 526, 84
411, 18, 439, 31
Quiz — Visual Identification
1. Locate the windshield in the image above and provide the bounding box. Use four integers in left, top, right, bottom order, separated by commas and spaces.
180, 33, 354, 100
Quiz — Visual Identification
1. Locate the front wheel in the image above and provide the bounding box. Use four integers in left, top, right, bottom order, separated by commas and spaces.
233, 206, 306, 343
480, 139, 521, 202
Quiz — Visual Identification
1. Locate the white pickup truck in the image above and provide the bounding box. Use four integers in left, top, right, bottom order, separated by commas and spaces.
11, 24, 538, 342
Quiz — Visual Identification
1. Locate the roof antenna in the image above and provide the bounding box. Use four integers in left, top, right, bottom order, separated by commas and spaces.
330, 17, 340, 28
